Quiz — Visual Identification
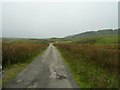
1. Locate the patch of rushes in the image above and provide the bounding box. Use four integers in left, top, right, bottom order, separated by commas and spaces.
55, 43, 119, 88
2, 41, 48, 86
2, 43, 48, 68
2, 48, 47, 86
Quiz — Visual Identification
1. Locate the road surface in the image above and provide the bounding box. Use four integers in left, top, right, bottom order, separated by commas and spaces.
5, 43, 79, 88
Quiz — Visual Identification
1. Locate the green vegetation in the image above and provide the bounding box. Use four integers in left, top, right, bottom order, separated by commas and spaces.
49, 29, 119, 44
3, 63, 27, 86
2, 29, 119, 88
65, 29, 118, 40
55, 34, 119, 88
2, 38, 48, 86
76, 35, 118, 45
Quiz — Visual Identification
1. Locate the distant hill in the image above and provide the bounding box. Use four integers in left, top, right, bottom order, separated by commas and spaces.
65, 29, 119, 40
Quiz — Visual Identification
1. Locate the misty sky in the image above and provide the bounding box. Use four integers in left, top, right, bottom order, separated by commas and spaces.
1, 1, 118, 38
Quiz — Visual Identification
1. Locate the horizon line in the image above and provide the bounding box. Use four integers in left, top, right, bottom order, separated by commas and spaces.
2, 28, 118, 39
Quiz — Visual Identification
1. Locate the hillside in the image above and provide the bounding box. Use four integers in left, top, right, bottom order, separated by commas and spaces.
65, 29, 119, 40
55, 29, 119, 88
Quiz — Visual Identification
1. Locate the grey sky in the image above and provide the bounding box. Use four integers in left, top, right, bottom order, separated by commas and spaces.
0, 3, 2, 37
2, 2, 118, 38
118, 2, 120, 28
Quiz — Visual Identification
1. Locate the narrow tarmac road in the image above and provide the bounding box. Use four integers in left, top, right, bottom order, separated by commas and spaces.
5, 43, 79, 88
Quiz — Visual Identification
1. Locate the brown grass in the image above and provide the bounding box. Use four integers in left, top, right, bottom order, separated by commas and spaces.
2, 42, 48, 68
55, 43, 118, 74
55, 43, 119, 88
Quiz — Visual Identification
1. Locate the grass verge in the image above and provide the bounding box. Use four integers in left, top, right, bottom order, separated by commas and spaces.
56, 44, 118, 88
2, 47, 47, 86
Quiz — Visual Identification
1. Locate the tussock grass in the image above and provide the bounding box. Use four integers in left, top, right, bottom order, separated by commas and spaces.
2, 40, 48, 86
55, 43, 119, 88
2, 42, 48, 68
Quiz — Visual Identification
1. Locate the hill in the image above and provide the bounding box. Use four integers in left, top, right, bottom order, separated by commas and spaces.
65, 29, 119, 40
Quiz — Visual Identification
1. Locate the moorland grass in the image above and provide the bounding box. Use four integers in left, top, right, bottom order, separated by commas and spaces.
55, 43, 118, 88
2, 40, 48, 86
